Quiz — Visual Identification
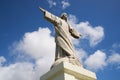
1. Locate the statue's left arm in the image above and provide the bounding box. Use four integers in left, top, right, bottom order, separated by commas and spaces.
68, 23, 81, 39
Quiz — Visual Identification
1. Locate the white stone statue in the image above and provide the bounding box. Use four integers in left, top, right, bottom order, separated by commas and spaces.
39, 7, 82, 68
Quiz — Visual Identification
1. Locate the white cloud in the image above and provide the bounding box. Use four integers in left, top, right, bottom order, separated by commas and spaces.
35, 58, 53, 76
0, 62, 37, 80
83, 51, 120, 71
0, 56, 6, 66
84, 50, 107, 71
68, 14, 78, 24
107, 53, 120, 64
12, 27, 55, 60
14, 27, 55, 73
0, 58, 53, 80
0, 56, 54, 80
47, 0, 70, 9
5, 27, 55, 80
68, 14, 104, 47
47, 0, 56, 8
61, 0, 70, 9
112, 43, 120, 49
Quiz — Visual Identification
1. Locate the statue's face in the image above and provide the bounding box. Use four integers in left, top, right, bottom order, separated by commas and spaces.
62, 16, 67, 21
61, 13, 67, 21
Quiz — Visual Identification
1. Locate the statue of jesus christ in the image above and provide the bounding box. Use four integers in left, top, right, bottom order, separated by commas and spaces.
40, 7, 82, 68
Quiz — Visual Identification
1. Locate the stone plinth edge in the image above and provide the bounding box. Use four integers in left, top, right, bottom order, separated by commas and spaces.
40, 62, 97, 80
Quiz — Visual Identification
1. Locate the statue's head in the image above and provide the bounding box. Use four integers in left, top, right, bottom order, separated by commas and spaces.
60, 13, 67, 21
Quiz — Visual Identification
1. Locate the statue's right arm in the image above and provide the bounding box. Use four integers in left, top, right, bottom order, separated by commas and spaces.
39, 7, 60, 25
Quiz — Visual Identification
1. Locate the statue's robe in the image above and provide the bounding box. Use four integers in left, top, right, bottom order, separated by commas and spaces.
43, 11, 82, 67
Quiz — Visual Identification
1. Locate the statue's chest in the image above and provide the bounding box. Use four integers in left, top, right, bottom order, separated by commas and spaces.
60, 20, 68, 30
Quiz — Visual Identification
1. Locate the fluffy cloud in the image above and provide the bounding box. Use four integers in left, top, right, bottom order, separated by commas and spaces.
61, 0, 70, 9
107, 53, 120, 64
1, 27, 55, 80
68, 14, 104, 47
12, 27, 55, 60
0, 56, 6, 66
0, 62, 40, 80
47, 0, 56, 8
84, 50, 107, 71
47, 0, 70, 9
83, 50, 120, 71
13, 27, 55, 75
0, 59, 52, 80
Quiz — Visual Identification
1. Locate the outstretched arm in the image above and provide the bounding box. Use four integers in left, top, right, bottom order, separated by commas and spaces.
39, 7, 60, 25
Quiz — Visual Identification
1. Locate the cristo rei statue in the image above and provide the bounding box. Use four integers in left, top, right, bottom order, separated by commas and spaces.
39, 7, 82, 68
40, 7, 97, 80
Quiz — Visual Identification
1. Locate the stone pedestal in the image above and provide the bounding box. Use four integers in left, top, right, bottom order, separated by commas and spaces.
40, 62, 97, 80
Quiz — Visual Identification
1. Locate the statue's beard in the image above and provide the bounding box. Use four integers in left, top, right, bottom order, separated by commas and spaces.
62, 17, 67, 21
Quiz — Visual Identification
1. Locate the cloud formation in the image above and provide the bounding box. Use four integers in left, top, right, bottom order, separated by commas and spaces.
0, 27, 56, 80
68, 14, 104, 47
47, 0, 56, 8
84, 50, 107, 71
0, 56, 6, 66
83, 50, 120, 71
13, 27, 55, 75
12, 27, 55, 60
107, 53, 120, 64
47, 0, 70, 9
61, 0, 70, 9
0, 62, 36, 80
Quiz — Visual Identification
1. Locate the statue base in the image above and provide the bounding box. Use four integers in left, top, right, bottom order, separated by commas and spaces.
40, 62, 97, 80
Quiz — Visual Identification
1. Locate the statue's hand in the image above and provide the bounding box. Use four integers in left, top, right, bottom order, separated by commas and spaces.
70, 28, 80, 39
39, 7, 46, 15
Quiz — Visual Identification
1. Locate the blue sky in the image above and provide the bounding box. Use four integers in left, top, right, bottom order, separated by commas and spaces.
0, 0, 120, 80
